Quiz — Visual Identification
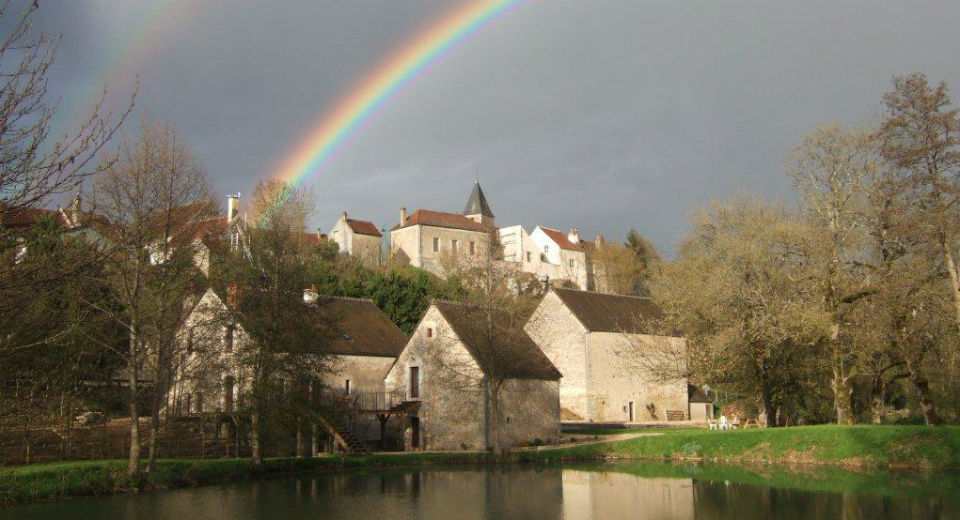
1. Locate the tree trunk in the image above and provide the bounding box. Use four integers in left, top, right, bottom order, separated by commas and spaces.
941, 243, 960, 334
831, 368, 855, 425
906, 358, 941, 426
295, 417, 304, 458
487, 382, 503, 455
870, 373, 885, 425
146, 408, 160, 473
250, 410, 263, 464
127, 328, 141, 478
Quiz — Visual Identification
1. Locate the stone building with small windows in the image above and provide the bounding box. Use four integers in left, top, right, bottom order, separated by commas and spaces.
384, 301, 561, 451
328, 211, 382, 267
525, 287, 689, 423
389, 182, 495, 276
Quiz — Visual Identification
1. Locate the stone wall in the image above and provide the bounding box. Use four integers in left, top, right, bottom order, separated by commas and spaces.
586, 332, 689, 422
524, 291, 590, 420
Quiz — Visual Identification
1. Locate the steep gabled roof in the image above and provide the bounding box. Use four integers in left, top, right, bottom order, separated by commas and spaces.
434, 301, 561, 380
552, 287, 667, 335
391, 209, 492, 233
346, 218, 382, 237
312, 297, 406, 357
463, 181, 494, 218
0, 205, 66, 231
537, 226, 584, 252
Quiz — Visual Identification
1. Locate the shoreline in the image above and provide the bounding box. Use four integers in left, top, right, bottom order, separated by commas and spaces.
2, 424, 959, 506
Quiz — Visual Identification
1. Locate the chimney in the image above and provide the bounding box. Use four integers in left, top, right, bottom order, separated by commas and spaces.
400, 207, 407, 226
568, 228, 580, 244
303, 284, 319, 304
227, 193, 240, 222
341, 211, 348, 222
71, 190, 82, 227
317, 228, 323, 239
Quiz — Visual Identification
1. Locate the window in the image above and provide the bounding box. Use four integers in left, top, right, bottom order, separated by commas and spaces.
410, 366, 420, 399
224, 376, 235, 413
345, 379, 351, 395
469, 241, 476, 255
186, 329, 194, 354
451, 239, 458, 252
225, 325, 235, 352
526, 251, 532, 263
432, 237, 439, 252
426, 327, 433, 338
544, 244, 549, 254
569, 259, 575, 268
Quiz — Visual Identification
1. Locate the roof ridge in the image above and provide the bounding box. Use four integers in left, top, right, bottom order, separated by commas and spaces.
553, 287, 654, 301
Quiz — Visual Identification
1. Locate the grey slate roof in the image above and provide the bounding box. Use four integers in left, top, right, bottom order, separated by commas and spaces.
552, 287, 668, 335
434, 301, 561, 381
463, 181, 495, 218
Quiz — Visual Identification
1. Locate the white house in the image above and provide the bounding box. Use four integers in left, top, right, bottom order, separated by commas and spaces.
525, 287, 689, 423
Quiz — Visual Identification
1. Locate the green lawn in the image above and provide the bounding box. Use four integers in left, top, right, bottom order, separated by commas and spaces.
2, 425, 958, 505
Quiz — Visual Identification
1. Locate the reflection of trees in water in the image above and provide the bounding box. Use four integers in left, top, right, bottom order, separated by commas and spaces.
691, 480, 956, 520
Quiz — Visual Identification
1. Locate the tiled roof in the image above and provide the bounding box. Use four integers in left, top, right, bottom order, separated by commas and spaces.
0, 206, 65, 231
434, 301, 561, 380
391, 209, 491, 233
552, 287, 667, 334
312, 297, 407, 357
538, 226, 584, 252
346, 218, 382, 237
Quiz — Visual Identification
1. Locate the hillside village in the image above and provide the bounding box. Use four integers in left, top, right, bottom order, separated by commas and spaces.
167, 181, 700, 454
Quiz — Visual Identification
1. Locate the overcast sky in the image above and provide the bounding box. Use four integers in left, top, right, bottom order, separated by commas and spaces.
34, 0, 960, 254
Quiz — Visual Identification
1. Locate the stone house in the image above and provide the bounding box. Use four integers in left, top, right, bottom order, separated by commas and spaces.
389, 202, 494, 277
384, 301, 561, 451
169, 288, 407, 446
525, 287, 689, 423
328, 211, 382, 267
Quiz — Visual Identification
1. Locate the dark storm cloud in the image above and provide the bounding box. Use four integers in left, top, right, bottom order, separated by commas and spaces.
34, 0, 960, 253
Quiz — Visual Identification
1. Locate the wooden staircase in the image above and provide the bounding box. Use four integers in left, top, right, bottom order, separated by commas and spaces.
317, 415, 368, 454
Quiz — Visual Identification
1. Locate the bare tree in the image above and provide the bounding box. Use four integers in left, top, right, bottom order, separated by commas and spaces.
88, 120, 212, 477
652, 197, 831, 426
785, 122, 878, 424
428, 237, 550, 454
0, 0, 133, 251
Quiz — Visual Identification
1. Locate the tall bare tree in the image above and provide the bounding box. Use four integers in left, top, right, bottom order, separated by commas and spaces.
785, 122, 878, 424
89, 120, 212, 477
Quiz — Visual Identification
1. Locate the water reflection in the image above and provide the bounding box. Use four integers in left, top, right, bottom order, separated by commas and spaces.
3, 463, 959, 520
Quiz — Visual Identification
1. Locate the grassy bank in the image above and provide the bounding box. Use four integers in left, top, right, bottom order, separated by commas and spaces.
552, 424, 960, 469
2, 425, 958, 505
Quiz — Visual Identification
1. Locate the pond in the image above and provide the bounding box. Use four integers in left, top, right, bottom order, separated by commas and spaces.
3, 461, 959, 519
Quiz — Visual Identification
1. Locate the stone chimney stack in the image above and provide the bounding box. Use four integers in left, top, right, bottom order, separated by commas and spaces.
71, 190, 82, 227
400, 207, 407, 226
341, 211, 348, 222
227, 193, 240, 222
568, 228, 580, 244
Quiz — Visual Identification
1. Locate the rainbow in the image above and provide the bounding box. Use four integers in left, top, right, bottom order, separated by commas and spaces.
271, 0, 527, 196
58, 0, 194, 131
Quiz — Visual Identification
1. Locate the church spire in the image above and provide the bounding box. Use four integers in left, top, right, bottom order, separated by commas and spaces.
463, 180, 494, 218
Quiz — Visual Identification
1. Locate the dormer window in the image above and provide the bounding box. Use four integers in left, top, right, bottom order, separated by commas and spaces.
343, 333, 353, 341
